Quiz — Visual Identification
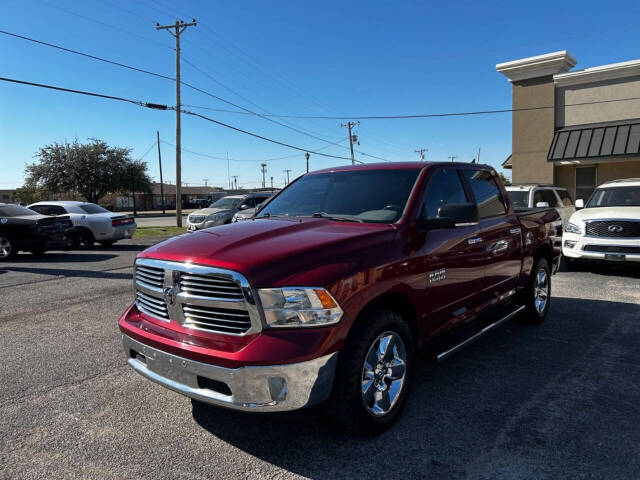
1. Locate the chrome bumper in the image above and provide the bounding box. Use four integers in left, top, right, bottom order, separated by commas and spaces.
122, 335, 338, 411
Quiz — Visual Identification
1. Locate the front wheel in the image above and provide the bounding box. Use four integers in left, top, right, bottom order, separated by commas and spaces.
0, 235, 16, 261
327, 309, 414, 435
521, 257, 551, 324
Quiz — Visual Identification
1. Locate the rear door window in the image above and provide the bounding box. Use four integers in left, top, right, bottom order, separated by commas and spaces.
533, 189, 560, 207
463, 170, 507, 218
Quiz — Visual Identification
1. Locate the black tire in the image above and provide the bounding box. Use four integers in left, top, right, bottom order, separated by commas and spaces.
0, 235, 16, 261
77, 229, 95, 248
520, 257, 551, 324
99, 240, 115, 247
327, 309, 414, 435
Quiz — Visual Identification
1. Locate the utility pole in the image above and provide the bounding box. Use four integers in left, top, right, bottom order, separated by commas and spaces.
414, 148, 428, 161
477, 147, 481, 164
341, 121, 360, 165
283, 169, 292, 185
156, 18, 197, 227
156, 131, 165, 214
305, 152, 310, 173
226, 152, 230, 189
448, 155, 458, 162
270, 176, 274, 190
203, 178, 208, 187
261, 163, 267, 189
231, 175, 238, 191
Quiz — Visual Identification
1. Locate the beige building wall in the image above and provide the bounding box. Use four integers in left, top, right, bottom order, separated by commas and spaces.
556, 76, 640, 127
511, 76, 556, 184
553, 160, 640, 199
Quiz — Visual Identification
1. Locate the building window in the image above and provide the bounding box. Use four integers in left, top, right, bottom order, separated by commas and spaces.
575, 166, 597, 202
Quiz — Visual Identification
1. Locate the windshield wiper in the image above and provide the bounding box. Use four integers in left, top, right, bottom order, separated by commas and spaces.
311, 212, 364, 223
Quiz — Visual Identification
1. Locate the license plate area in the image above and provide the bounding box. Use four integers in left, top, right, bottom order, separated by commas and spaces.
604, 253, 626, 261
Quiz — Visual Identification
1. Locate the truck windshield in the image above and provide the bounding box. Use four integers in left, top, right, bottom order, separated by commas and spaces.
586, 186, 640, 207
506, 190, 529, 208
258, 169, 421, 223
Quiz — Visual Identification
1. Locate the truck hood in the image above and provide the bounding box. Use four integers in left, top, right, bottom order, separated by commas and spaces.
570, 206, 640, 222
140, 217, 396, 287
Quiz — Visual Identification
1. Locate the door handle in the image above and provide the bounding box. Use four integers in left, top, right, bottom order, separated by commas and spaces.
488, 239, 510, 256
467, 237, 483, 245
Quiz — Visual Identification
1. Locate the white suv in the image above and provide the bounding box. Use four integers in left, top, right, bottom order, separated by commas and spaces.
505, 184, 576, 226
562, 178, 640, 266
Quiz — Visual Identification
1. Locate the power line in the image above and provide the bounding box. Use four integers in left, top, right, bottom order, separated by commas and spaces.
0, 76, 168, 109
32, 0, 173, 51
0, 75, 358, 162
0, 30, 175, 81
179, 108, 353, 160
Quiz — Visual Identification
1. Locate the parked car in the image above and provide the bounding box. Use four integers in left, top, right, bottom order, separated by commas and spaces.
562, 178, 640, 267
0, 203, 74, 260
187, 193, 272, 231
231, 196, 273, 222
28, 201, 136, 247
119, 162, 560, 434
506, 184, 575, 226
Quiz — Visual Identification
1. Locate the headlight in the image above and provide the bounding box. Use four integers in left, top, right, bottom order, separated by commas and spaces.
258, 287, 343, 328
564, 222, 581, 234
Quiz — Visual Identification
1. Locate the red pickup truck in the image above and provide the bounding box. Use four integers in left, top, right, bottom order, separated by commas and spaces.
119, 162, 561, 434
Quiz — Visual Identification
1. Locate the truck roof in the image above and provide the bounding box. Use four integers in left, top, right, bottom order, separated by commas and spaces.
310, 161, 493, 175
600, 178, 640, 187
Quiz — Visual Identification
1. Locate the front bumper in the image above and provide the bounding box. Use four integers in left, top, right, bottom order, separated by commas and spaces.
122, 334, 338, 411
562, 233, 640, 262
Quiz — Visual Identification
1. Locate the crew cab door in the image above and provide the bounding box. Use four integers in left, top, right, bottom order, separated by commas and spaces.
418, 168, 486, 334
462, 169, 522, 300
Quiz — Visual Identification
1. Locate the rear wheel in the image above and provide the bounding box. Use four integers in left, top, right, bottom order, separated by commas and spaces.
521, 257, 551, 324
72, 229, 95, 248
30, 247, 46, 257
0, 235, 15, 260
327, 309, 414, 435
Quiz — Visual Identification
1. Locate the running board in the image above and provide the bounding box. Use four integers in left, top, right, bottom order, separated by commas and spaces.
436, 305, 525, 362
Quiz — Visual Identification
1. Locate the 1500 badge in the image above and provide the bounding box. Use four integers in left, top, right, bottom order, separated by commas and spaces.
428, 268, 446, 283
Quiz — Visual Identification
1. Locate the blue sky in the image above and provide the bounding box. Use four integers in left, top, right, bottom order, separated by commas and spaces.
1, 0, 639, 190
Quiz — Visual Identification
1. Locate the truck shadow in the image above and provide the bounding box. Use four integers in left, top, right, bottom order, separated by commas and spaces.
561, 261, 640, 279
192, 297, 640, 479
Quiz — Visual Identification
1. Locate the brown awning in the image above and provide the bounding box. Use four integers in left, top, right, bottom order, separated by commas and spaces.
548, 119, 640, 161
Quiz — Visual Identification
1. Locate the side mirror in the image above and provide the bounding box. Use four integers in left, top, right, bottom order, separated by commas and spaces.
535, 201, 550, 208
239, 204, 250, 210
419, 203, 479, 230
575, 199, 584, 209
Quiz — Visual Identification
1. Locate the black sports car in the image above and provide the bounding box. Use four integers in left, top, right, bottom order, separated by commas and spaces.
0, 203, 75, 260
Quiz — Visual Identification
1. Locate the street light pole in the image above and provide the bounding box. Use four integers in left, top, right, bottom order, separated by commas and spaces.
305, 152, 310, 173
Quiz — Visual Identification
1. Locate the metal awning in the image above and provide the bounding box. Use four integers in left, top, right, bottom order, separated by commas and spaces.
547, 119, 640, 162
502, 154, 512, 169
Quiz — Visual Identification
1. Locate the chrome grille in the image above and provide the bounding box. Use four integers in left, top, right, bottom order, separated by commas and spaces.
180, 273, 244, 300
135, 265, 164, 289
182, 305, 252, 333
585, 220, 640, 238
189, 215, 206, 223
136, 291, 169, 319
133, 258, 259, 336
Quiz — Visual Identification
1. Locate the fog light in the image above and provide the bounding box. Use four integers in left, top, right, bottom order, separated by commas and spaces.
564, 240, 576, 249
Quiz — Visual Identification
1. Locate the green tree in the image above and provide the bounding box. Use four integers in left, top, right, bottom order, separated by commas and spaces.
498, 171, 511, 186
25, 138, 152, 203
12, 184, 47, 204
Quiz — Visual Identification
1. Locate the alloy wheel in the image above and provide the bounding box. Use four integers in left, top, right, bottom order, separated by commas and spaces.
534, 269, 549, 313
0, 236, 12, 259
361, 331, 407, 417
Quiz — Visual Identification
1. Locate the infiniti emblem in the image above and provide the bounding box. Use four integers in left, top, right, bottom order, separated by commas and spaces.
608, 225, 624, 233
163, 284, 179, 305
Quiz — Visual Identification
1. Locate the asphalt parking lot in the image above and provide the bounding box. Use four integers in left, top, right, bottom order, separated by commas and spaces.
1, 238, 639, 480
